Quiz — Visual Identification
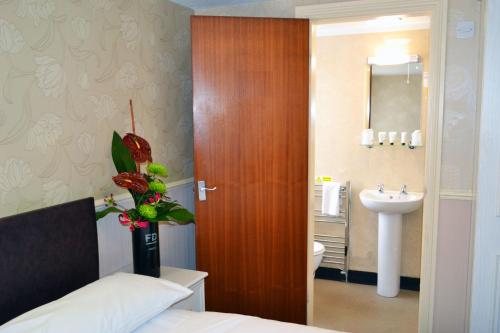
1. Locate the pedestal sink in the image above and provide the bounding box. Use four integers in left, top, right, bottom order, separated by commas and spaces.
359, 189, 424, 297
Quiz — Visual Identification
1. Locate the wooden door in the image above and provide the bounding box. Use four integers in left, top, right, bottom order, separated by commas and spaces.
192, 16, 309, 324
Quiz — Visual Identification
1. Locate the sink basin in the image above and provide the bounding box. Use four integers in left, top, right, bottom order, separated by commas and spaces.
359, 188, 424, 297
359, 189, 424, 214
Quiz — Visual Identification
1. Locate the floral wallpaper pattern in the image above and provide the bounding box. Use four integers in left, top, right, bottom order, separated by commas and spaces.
0, 0, 194, 217
440, 0, 481, 192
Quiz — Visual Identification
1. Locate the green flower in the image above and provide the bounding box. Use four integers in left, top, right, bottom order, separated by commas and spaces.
138, 204, 157, 219
147, 163, 168, 177
149, 180, 167, 194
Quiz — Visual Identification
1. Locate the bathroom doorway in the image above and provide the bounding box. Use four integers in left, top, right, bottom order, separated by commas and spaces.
298, 1, 448, 332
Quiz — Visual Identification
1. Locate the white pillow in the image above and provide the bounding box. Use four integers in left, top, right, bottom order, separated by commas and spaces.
0, 272, 193, 333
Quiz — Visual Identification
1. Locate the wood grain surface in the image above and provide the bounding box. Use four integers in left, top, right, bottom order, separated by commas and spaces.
192, 16, 309, 324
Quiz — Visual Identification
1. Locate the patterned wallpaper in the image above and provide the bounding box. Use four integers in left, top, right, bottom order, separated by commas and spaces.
440, 0, 481, 192
0, 0, 194, 217
199, 0, 482, 194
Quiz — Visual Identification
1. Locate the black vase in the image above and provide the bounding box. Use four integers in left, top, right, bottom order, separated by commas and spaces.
132, 222, 160, 277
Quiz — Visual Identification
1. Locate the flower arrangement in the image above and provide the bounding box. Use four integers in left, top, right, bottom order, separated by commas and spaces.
96, 100, 194, 229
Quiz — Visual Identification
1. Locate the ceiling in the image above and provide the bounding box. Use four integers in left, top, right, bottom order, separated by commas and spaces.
316, 15, 431, 37
170, 0, 269, 10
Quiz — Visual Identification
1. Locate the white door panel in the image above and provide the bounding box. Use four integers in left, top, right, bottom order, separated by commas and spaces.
470, 0, 500, 331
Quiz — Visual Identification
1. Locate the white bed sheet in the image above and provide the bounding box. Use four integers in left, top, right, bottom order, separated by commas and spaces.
133, 309, 344, 333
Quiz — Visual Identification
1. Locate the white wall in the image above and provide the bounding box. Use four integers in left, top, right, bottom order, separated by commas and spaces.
96, 181, 195, 277
469, 0, 500, 330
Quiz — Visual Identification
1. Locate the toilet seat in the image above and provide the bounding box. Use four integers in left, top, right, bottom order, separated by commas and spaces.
314, 241, 325, 256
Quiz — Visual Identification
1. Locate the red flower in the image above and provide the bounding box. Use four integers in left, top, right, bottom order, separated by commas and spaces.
135, 220, 149, 228
122, 133, 152, 163
118, 213, 149, 231
147, 193, 162, 205
112, 172, 149, 193
119, 213, 132, 226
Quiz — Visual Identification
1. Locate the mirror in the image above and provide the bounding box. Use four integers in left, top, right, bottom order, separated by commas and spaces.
366, 62, 423, 133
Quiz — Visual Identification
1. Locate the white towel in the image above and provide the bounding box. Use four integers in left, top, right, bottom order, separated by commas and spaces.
321, 182, 341, 216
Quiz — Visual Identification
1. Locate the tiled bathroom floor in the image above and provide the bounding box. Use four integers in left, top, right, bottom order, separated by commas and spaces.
313, 279, 419, 333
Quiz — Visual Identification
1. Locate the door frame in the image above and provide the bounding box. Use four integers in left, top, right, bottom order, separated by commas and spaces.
469, 0, 500, 330
296, 0, 448, 331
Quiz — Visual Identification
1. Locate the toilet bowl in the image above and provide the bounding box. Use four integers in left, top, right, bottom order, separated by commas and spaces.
313, 241, 325, 272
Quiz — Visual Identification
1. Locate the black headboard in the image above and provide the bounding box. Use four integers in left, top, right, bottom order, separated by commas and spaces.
0, 197, 99, 324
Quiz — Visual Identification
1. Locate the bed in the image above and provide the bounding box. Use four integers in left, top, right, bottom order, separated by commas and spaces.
0, 198, 342, 333
134, 309, 336, 333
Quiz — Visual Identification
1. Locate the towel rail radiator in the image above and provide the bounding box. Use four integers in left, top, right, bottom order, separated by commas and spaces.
314, 181, 351, 282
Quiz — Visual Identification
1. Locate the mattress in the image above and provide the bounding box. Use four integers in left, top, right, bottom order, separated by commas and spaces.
134, 309, 343, 333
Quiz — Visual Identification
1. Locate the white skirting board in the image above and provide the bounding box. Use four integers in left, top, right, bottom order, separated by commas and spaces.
94, 179, 196, 277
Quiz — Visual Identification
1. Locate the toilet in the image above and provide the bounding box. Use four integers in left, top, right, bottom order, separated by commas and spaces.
313, 241, 325, 272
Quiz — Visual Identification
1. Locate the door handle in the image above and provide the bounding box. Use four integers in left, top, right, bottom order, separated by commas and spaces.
202, 186, 217, 191
198, 180, 216, 201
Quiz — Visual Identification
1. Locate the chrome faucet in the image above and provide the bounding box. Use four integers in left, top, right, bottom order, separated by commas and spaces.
400, 184, 408, 195
377, 184, 384, 193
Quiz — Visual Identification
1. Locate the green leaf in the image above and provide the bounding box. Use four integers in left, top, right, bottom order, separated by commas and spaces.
111, 131, 136, 174
165, 208, 195, 224
95, 206, 123, 221
157, 201, 179, 211
155, 201, 179, 220
125, 208, 140, 220
168, 219, 193, 225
